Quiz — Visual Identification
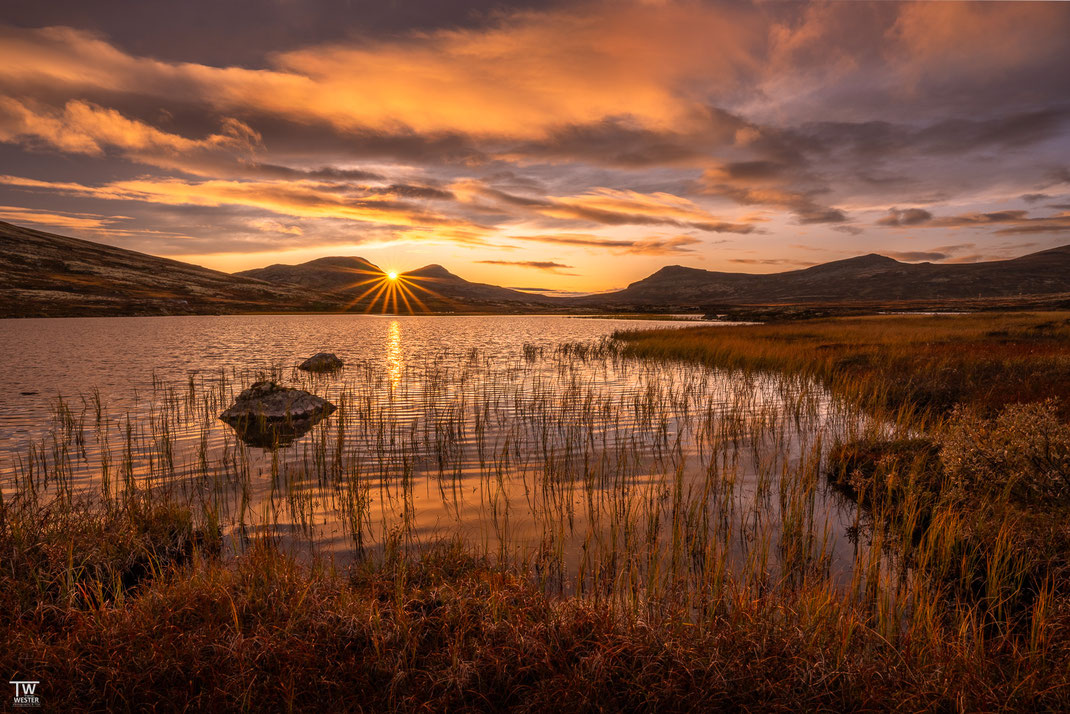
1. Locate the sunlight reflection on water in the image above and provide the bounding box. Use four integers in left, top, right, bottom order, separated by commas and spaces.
0, 313, 871, 594
387, 319, 403, 391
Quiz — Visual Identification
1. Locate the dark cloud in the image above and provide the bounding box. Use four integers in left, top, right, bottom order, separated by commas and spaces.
502, 120, 701, 168
701, 179, 848, 224
832, 225, 864, 236
475, 259, 576, 274
914, 108, 1070, 155
458, 182, 757, 233
2, 0, 565, 67
886, 251, 948, 262
877, 207, 933, 227
717, 161, 790, 181
728, 258, 814, 267
510, 233, 702, 256
991, 215, 1070, 235
878, 206, 1070, 235
506, 286, 602, 296
252, 164, 384, 182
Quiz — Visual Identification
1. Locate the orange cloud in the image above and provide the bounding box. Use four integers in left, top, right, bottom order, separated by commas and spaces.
0, 98, 259, 169
890, 2, 1070, 81
0, 174, 470, 230
0, 205, 117, 230
506, 232, 702, 256
0, 7, 764, 140
452, 180, 755, 233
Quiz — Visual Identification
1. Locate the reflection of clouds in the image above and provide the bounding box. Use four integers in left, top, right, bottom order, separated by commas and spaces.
387, 320, 403, 390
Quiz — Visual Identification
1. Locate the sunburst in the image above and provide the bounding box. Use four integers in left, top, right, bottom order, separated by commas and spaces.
330, 265, 458, 314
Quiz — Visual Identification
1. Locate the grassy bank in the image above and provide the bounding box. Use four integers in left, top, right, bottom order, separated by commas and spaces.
614, 311, 1070, 422
2, 498, 1069, 712
618, 312, 1070, 622
3, 313, 1069, 710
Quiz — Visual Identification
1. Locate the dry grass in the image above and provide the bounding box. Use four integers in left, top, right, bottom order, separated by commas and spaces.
619, 312, 1070, 623
614, 311, 1070, 422
2, 507, 1069, 713
3, 312, 1070, 710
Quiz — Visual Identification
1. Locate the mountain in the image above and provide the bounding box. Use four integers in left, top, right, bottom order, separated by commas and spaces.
0, 221, 344, 318
585, 245, 1070, 306
400, 264, 558, 305
237, 256, 383, 293
5, 219, 1068, 318
241, 258, 559, 308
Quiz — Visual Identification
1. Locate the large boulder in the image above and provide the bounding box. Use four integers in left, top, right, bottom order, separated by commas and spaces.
219, 381, 336, 448
298, 352, 344, 373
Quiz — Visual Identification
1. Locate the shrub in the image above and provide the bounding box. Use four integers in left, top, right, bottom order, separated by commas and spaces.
941, 400, 1070, 506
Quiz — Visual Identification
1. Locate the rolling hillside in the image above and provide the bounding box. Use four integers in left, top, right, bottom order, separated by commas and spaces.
586, 246, 1070, 306
0, 222, 344, 318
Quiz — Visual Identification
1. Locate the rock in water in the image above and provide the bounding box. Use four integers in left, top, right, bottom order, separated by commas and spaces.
219, 381, 336, 448
298, 352, 344, 373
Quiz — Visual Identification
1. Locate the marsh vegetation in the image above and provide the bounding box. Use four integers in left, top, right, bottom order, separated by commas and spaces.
2, 312, 1069, 710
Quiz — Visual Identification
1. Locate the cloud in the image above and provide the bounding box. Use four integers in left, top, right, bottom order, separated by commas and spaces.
0, 97, 259, 166
0, 8, 763, 140
877, 207, 933, 227
698, 158, 850, 224
506, 286, 609, 297
990, 214, 1070, 235
877, 207, 1070, 235
1, 1, 1069, 272
728, 257, 814, 267
475, 260, 576, 274
0, 174, 474, 230
507, 232, 702, 255
0, 204, 119, 230
885, 251, 947, 262
454, 180, 757, 233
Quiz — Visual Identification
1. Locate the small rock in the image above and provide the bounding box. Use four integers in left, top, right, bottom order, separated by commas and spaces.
298, 352, 344, 373
219, 381, 336, 448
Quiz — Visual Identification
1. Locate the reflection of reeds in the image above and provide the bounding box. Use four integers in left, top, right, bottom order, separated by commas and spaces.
7, 338, 859, 602
1, 321, 1067, 707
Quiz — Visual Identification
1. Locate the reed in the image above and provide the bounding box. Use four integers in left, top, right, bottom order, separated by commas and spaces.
0, 312, 1067, 709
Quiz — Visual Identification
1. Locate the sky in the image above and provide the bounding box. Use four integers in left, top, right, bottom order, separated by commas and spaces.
1, 0, 1069, 294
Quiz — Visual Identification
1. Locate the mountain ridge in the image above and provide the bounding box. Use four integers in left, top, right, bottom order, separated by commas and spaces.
0, 221, 346, 318
3, 220, 1069, 316
241, 258, 559, 306
590, 244, 1070, 305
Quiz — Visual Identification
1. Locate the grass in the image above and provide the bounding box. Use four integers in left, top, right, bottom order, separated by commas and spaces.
619, 312, 1070, 622
2, 506, 1069, 712
2, 311, 1070, 710
614, 311, 1070, 421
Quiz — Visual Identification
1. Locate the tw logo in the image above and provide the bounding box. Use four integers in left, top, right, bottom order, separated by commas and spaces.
10, 681, 41, 708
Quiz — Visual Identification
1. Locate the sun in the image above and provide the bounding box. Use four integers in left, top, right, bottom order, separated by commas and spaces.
335, 265, 452, 314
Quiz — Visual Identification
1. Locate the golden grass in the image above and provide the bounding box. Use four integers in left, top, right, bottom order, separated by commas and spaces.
618, 312, 1070, 620
614, 311, 1070, 422
3, 313, 1070, 710
2, 511, 1069, 712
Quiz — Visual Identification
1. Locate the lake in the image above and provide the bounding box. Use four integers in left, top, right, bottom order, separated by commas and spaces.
0, 314, 867, 594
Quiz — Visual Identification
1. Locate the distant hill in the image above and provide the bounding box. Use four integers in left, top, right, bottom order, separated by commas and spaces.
0, 221, 344, 318
241, 258, 559, 308
4, 220, 1069, 318
237, 256, 384, 293
400, 264, 558, 305
583, 246, 1070, 306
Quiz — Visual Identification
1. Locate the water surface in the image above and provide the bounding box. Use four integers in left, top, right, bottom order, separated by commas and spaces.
0, 314, 865, 594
